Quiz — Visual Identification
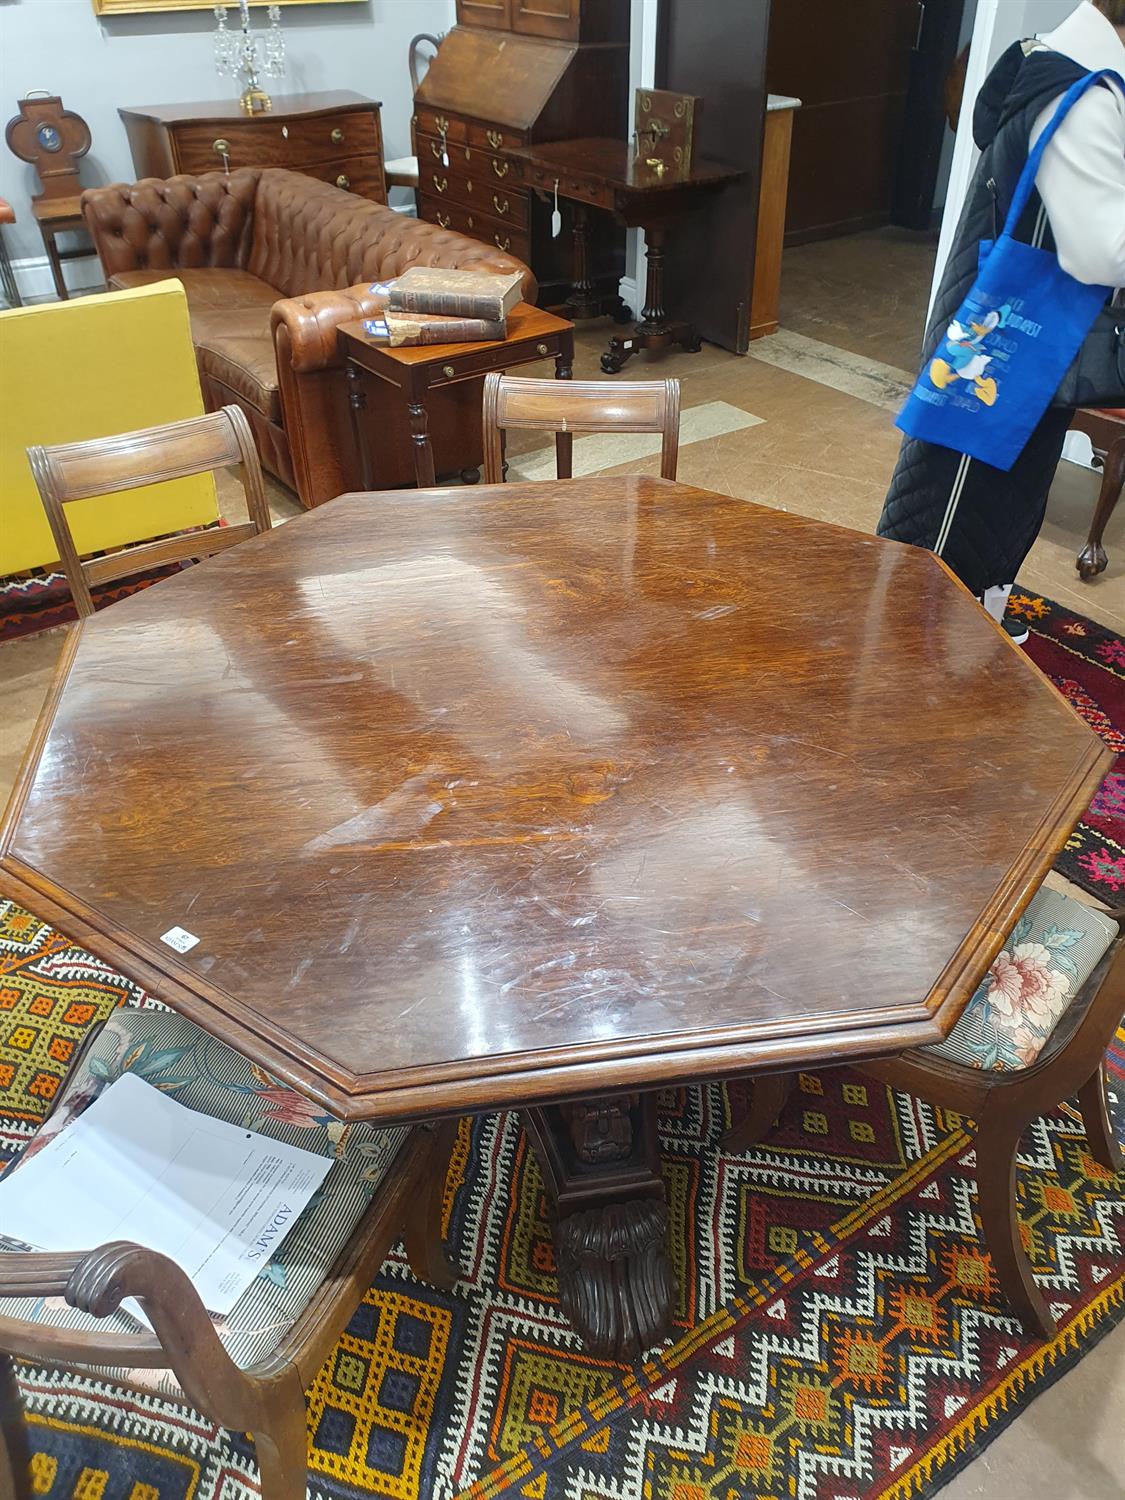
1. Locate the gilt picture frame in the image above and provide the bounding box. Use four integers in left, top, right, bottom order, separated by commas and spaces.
93, 0, 362, 15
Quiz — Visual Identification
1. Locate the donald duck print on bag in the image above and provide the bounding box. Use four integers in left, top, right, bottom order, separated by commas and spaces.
928, 305, 1013, 408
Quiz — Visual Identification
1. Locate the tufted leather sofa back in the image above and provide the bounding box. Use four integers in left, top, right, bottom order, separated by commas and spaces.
81, 171, 261, 276
247, 169, 535, 299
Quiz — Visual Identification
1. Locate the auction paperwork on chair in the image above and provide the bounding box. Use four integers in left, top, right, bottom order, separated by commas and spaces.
0, 1072, 333, 1321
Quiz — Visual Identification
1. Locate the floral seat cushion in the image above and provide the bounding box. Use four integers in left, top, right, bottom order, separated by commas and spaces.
1, 1008, 408, 1395
925, 887, 1119, 1072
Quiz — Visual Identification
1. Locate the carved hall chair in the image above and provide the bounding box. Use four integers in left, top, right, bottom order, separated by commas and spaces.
482, 373, 680, 484
27, 405, 272, 619
0, 1007, 459, 1500
723, 885, 1124, 1339
1070, 407, 1125, 581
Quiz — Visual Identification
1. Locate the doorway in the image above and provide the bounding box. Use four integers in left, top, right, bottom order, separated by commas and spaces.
766, 0, 973, 375
767, 0, 967, 244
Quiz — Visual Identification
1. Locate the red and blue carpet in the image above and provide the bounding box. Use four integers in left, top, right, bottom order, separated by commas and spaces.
0, 590, 1122, 1500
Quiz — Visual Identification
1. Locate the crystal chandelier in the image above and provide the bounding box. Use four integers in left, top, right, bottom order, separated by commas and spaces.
214, 2, 286, 115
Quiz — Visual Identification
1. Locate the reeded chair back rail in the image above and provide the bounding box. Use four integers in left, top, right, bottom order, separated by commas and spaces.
27, 405, 272, 619
482, 373, 681, 484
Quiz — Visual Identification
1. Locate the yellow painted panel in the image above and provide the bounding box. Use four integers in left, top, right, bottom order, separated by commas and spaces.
1, 280, 220, 576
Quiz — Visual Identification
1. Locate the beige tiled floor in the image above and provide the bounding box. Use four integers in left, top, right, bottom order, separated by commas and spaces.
1, 234, 1123, 1497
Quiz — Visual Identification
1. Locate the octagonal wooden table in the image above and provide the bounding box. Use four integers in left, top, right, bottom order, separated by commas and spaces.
1, 477, 1109, 1358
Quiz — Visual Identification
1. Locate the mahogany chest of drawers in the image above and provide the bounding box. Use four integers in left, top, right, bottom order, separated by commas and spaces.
119, 91, 386, 203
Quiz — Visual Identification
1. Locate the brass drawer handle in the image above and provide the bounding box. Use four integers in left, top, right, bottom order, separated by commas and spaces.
491, 159, 509, 179
336, 174, 351, 190
213, 137, 231, 171
430, 139, 445, 160
432, 175, 448, 193
494, 234, 511, 251
492, 194, 509, 216
486, 128, 503, 149
436, 211, 450, 228
537, 343, 549, 355
331, 127, 344, 145
442, 364, 456, 378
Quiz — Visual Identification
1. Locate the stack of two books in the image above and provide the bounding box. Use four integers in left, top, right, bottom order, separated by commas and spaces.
363, 267, 524, 348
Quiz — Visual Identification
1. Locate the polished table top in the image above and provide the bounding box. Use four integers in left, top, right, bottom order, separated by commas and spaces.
1, 478, 1107, 1121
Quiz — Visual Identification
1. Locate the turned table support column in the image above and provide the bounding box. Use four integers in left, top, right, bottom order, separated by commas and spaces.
522, 1092, 675, 1360
602, 221, 702, 373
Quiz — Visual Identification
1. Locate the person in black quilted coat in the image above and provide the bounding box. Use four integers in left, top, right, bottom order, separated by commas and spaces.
877, 1, 1125, 639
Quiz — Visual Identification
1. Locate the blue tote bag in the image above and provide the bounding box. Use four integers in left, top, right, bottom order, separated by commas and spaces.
896, 69, 1121, 472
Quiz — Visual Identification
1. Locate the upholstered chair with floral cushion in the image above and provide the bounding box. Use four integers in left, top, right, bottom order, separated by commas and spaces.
723, 885, 1124, 1338
0, 1008, 459, 1500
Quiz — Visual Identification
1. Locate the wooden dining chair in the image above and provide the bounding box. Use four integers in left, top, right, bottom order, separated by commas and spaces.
723, 885, 1125, 1339
27, 405, 272, 619
481, 373, 681, 484
0, 1007, 459, 1500
1070, 407, 1125, 580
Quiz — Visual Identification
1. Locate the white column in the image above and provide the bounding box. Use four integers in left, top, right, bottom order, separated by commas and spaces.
622, 0, 659, 312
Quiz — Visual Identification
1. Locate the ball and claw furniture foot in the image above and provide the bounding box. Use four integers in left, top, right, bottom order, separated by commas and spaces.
1071, 408, 1125, 581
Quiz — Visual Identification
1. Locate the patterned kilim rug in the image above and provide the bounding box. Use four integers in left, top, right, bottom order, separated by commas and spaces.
1017, 587, 1125, 901
2, 593, 1124, 1499
0, 569, 189, 643
1, 897, 1123, 1500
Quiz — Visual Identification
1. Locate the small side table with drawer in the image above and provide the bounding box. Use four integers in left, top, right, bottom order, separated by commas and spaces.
338, 302, 574, 490
118, 91, 386, 202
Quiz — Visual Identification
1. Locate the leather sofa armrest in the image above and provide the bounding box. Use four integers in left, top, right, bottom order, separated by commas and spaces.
81, 170, 260, 278
271, 283, 389, 376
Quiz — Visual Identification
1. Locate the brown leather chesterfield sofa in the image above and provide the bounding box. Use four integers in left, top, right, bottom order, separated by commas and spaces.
81, 169, 536, 508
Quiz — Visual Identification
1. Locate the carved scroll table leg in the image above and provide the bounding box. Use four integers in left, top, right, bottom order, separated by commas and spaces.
522, 1092, 675, 1360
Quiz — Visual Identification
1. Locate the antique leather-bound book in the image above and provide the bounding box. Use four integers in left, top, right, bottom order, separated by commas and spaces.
364, 310, 507, 346
387, 266, 523, 321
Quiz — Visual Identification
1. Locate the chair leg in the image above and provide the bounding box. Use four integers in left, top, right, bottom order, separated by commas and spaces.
1076, 1061, 1124, 1175
0, 1354, 30, 1500
0, 233, 21, 310
402, 1120, 462, 1290
974, 1118, 1056, 1339
721, 1072, 795, 1153
1076, 433, 1125, 580
253, 1392, 310, 1500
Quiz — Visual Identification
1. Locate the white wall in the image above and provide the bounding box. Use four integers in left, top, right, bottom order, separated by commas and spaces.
0, 0, 454, 288
930, 0, 1075, 310
932, 0, 979, 214
622, 0, 657, 312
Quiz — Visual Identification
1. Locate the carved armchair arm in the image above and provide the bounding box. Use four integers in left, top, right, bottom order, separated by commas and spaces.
0, 1243, 250, 1414
271, 282, 389, 375
81, 169, 260, 278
